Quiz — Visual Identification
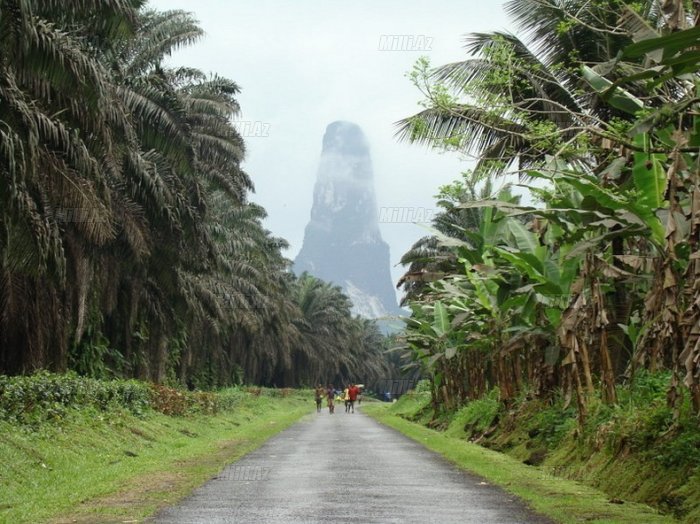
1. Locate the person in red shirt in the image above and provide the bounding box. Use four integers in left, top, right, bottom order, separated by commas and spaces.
347, 383, 360, 413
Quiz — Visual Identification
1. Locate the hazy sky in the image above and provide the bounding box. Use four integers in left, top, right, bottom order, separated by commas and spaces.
149, 1, 513, 300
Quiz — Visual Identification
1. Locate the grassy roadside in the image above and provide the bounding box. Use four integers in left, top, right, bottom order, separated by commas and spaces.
0, 391, 310, 523
363, 402, 676, 524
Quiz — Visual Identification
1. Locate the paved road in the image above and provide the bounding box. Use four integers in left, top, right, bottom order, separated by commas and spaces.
154, 406, 552, 523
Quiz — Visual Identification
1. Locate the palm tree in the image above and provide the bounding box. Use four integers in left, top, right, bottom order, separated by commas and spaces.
0, 0, 141, 373
396, 0, 668, 176
283, 273, 391, 388
398, 170, 494, 303
0, 1, 394, 391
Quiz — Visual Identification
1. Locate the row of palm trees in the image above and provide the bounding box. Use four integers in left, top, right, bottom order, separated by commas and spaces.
397, 0, 700, 419
0, 1, 389, 388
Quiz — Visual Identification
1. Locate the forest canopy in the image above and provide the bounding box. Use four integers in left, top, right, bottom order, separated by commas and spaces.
0, 0, 390, 388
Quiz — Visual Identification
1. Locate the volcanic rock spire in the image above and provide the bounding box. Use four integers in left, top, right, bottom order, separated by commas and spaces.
294, 121, 401, 318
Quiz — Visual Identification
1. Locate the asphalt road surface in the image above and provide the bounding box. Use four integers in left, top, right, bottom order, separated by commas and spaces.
154, 404, 552, 523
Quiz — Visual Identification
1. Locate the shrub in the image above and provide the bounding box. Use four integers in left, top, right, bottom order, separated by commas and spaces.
213, 388, 246, 411
446, 389, 501, 439
414, 379, 431, 393
0, 372, 253, 423
149, 384, 190, 416
245, 387, 262, 397
654, 430, 700, 469
0, 371, 151, 424
528, 399, 576, 447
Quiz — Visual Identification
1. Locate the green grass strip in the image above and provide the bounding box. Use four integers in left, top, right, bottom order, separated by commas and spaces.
0, 393, 311, 523
363, 403, 676, 524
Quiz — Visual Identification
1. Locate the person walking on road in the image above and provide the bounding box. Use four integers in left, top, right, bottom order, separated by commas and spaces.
326, 384, 335, 414
314, 384, 325, 413
343, 384, 351, 413
347, 383, 359, 413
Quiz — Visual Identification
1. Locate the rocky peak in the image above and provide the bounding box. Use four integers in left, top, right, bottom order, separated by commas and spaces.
294, 121, 401, 318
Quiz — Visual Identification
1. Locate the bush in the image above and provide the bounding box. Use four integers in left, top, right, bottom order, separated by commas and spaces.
528, 399, 576, 448
581, 372, 700, 473
414, 379, 431, 393
149, 384, 191, 416
446, 389, 501, 439
0, 372, 250, 424
245, 387, 262, 397
0, 371, 151, 424
213, 388, 246, 411
655, 430, 700, 469
149, 384, 247, 416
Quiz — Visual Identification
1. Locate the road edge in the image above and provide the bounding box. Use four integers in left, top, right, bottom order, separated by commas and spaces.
47, 403, 313, 523
362, 403, 676, 524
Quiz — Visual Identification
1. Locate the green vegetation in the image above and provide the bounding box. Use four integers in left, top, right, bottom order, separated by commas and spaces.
390, 3, 700, 517
0, 371, 262, 424
371, 372, 700, 521
4, 0, 700, 518
444, 388, 501, 439
397, 0, 700, 416
0, 373, 310, 523
392, 1, 700, 506
0, 1, 390, 388
365, 399, 677, 524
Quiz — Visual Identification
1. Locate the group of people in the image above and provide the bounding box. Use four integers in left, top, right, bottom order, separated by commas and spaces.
314, 383, 361, 414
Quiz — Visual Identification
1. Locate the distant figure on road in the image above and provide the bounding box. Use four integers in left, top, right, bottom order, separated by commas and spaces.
347, 383, 360, 413
314, 384, 325, 413
343, 384, 351, 413
326, 384, 335, 414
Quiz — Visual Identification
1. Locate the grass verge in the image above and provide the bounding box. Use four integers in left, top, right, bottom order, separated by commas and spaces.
363, 402, 676, 524
0, 391, 310, 523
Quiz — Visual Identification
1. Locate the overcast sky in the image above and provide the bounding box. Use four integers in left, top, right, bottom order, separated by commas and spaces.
149, 0, 513, 299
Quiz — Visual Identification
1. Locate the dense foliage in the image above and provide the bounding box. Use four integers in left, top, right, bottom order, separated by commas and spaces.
0, 1, 389, 388
0, 371, 254, 424
398, 0, 700, 423
387, 372, 700, 520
